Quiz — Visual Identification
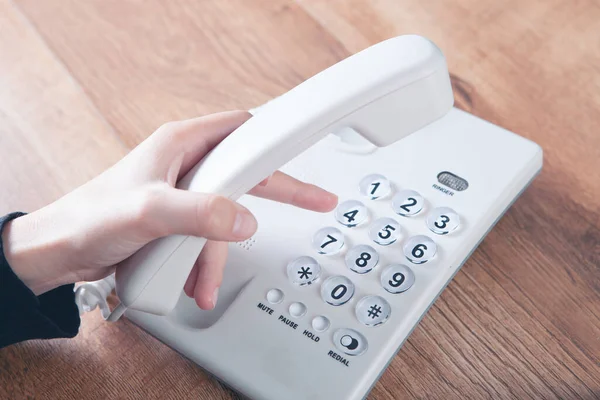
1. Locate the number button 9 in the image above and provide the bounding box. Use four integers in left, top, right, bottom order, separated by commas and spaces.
403, 235, 437, 264
345, 244, 379, 274
335, 200, 368, 227
359, 174, 391, 200
321, 276, 355, 306
312, 227, 344, 255
426, 207, 460, 235
369, 217, 401, 246
380, 264, 415, 294
392, 189, 424, 217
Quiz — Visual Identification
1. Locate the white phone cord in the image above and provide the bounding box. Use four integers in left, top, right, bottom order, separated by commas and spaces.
74, 274, 126, 322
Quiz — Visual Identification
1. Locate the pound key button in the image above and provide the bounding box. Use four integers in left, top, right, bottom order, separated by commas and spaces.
355, 295, 391, 327
333, 328, 368, 356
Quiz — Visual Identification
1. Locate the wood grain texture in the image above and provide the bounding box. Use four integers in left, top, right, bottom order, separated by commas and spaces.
1, 0, 599, 399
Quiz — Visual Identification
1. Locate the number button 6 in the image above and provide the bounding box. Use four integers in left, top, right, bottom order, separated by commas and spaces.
392, 190, 424, 217
403, 235, 437, 264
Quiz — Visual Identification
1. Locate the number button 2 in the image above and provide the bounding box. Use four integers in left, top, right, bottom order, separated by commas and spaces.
403, 235, 437, 264
359, 174, 391, 200
427, 207, 460, 235
392, 189, 424, 217
321, 276, 355, 306
380, 264, 415, 294
312, 227, 344, 255
335, 200, 368, 227
369, 217, 401, 246
345, 244, 379, 274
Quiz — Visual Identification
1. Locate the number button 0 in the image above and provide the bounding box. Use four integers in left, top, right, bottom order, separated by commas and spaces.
392, 189, 424, 217
345, 244, 379, 274
335, 200, 368, 227
369, 217, 401, 246
403, 235, 437, 264
312, 227, 344, 255
359, 174, 391, 200
427, 207, 460, 235
380, 264, 415, 294
321, 276, 355, 306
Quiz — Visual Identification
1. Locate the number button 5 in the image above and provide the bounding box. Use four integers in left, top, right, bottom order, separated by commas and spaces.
427, 207, 460, 235
335, 200, 368, 227
392, 189, 424, 217
369, 217, 401, 246
403, 235, 437, 264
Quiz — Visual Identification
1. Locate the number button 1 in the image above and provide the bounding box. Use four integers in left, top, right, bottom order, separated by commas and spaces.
392, 189, 424, 217
369, 217, 401, 246
380, 264, 415, 294
335, 200, 368, 227
359, 174, 391, 200
321, 276, 355, 306
403, 235, 437, 264
312, 227, 344, 255
427, 207, 460, 235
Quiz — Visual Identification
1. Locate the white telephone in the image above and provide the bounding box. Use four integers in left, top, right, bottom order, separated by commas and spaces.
85, 35, 542, 399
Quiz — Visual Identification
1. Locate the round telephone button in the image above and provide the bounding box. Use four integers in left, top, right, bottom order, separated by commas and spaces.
345, 244, 379, 274
312, 227, 344, 255
381, 264, 415, 294
266, 288, 284, 304
359, 174, 391, 200
333, 328, 368, 356
312, 316, 330, 332
403, 235, 437, 264
369, 217, 402, 246
287, 256, 321, 286
289, 302, 307, 318
321, 275, 355, 306
335, 200, 368, 227
355, 295, 391, 326
392, 189, 425, 217
427, 207, 460, 235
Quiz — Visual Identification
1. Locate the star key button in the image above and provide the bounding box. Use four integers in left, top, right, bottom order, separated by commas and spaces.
287, 256, 321, 286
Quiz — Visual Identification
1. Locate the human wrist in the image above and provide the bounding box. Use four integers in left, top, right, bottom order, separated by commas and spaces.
2, 211, 76, 295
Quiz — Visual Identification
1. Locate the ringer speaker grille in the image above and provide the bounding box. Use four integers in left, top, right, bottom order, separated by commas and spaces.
237, 237, 256, 250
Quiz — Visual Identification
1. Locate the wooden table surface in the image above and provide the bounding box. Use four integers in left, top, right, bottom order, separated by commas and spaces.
1, 0, 599, 398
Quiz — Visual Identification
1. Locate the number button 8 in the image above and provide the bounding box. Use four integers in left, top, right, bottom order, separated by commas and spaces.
427, 207, 460, 235
335, 200, 368, 227
369, 217, 401, 246
392, 190, 424, 217
345, 244, 379, 274
312, 227, 344, 255
403, 235, 437, 264
321, 276, 355, 306
359, 174, 391, 200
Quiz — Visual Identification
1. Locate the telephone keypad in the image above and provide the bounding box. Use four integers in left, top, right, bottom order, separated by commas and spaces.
335, 200, 368, 227
321, 276, 355, 306
355, 295, 391, 326
392, 189, 425, 216
427, 206, 460, 235
359, 174, 391, 200
287, 256, 321, 286
403, 235, 437, 264
369, 217, 401, 246
345, 244, 379, 274
381, 264, 415, 294
312, 227, 344, 255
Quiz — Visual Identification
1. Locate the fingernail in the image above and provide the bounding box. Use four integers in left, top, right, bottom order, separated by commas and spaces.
233, 209, 257, 237
212, 287, 220, 308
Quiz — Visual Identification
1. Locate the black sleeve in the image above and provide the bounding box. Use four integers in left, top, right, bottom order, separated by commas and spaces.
0, 212, 80, 348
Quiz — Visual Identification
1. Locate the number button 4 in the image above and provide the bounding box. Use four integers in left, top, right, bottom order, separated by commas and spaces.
392, 189, 424, 217
369, 217, 401, 246
312, 227, 344, 255
321, 276, 355, 306
335, 200, 368, 227
403, 235, 437, 264
427, 207, 460, 235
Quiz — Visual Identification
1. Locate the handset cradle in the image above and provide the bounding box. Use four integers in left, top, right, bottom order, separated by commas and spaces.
114, 35, 454, 317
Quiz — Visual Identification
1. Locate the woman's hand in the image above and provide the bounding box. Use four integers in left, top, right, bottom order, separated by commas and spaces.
2, 111, 337, 309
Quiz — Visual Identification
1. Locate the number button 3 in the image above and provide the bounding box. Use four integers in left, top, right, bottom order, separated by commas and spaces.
335, 200, 368, 227
321, 276, 355, 306
369, 217, 401, 246
403, 235, 437, 264
392, 189, 424, 217
427, 207, 460, 235
345, 244, 379, 274
312, 227, 344, 255
381, 264, 415, 294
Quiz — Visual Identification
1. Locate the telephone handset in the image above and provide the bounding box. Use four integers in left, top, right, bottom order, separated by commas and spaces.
113, 35, 454, 317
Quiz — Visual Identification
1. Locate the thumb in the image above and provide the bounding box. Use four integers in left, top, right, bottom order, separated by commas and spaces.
148, 187, 257, 241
